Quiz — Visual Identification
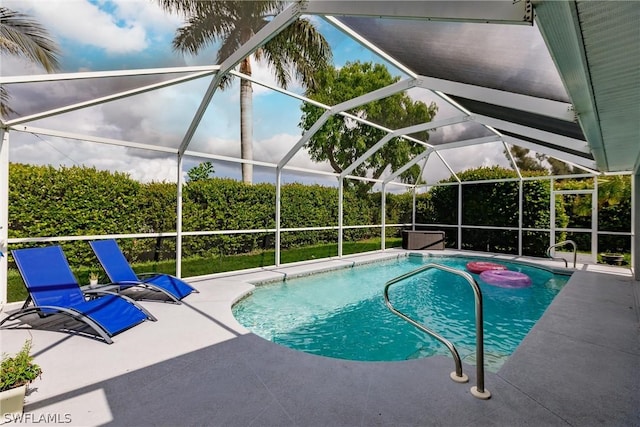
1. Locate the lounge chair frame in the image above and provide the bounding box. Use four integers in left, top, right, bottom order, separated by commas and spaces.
0, 290, 157, 344
2, 246, 157, 344
90, 239, 198, 304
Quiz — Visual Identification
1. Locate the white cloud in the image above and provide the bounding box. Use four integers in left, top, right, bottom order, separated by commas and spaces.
3, 0, 521, 190
5, 0, 180, 55
254, 133, 333, 172
10, 131, 183, 183
110, 0, 182, 33
250, 58, 305, 96
423, 141, 512, 184
30, 0, 148, 54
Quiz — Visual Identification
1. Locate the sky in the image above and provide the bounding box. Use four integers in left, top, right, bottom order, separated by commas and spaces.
1, 0, 515, 187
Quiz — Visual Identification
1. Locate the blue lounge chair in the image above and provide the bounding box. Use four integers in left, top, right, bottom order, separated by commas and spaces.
89, 239, 197, 304
1, 246, 156, 344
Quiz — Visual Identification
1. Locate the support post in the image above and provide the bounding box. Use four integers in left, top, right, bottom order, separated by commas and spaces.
0, 130, 8, 305
338, 178, 344, 258
457, 183, 462, 250
381, 183, 386, 250
518, 180, 523, 256
176, 154, 184, 278
592, 178, 598, 263
550, 178, 556, 253
633, 173, 639, 280
412, 187, 417, 231
275, 168, 282, 266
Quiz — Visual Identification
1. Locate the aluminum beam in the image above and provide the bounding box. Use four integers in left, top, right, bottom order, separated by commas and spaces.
178, 2, 302, 156
434, 151, 461, 183
383, 135, 500, 184
383, 148, 432, 184
415, 76, 575, 121
12, 126, 177, 154
0, 130, 8, 305
324, 16, 417, 78
230, 70, 428, 149
5, 70, 216, 127
502, 135, 597, 170
184, 150, 275, 168
303, 1, 533, 25
473, 114, 591, 154
0, 65, 220, 85
431, 135, 502, 152
275, 169, 282, 266
503, 140, 523, 180
229, 70, 327, 109
279, 78, 418, 169
176, 154, 184, 278
634, 173, 639, 280
341, 115, 470, 178
417, 155, 430, 186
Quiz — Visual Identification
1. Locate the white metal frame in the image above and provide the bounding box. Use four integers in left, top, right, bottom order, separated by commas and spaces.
0, 130, 9, 305
412, 174, 633, 260
551, 185, 597, 263
1, 1, 638, 304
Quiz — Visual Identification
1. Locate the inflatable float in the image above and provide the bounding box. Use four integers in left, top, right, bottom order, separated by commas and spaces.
466, 261, 507, 275
480, 270, 532, 288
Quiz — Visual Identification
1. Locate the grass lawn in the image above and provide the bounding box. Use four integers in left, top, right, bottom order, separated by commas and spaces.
6, 238, 401, 303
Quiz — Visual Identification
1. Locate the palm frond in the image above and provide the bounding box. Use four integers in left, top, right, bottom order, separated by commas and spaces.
0, 85, 15, 118
156, 0, 202, 17
216, 25, 244, 63
0, 7, 60, 72
259, 43, 291, 88
264, 17, 332, 90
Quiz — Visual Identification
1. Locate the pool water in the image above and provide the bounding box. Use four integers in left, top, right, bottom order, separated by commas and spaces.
232, 256, 569, 372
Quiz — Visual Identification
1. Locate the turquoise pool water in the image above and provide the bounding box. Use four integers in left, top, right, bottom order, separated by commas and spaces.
232, 256, 569, 372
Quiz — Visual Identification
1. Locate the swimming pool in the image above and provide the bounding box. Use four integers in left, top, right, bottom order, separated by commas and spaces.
232, 256, 570, 372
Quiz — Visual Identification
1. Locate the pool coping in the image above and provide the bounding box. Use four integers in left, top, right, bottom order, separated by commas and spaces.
231, 249, 573, 375
195, 248, 579, 287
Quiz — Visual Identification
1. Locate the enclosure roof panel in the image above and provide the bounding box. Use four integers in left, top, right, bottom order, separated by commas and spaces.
325, 0, 639, 174
449, 97, 585, 141
335, 16, 569, 103
2, 0, 638, 177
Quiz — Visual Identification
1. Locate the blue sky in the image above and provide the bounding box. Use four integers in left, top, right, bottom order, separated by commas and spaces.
2, 0, 510, 186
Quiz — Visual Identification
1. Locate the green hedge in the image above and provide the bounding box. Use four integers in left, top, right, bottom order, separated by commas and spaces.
9, 164, 145, 267
422, 167, 567, 256
7, 163, 384, 265
7, 163, 630, 269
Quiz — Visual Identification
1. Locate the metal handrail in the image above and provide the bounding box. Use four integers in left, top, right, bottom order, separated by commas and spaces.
545, 240, 577, 268
383, 263, 491, 400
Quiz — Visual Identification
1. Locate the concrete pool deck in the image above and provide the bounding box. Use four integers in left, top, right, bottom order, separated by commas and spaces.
0, 249, 638, 426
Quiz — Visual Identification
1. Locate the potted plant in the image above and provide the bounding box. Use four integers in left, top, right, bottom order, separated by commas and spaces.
89, 271, 99, 286
0, 340, 42, 418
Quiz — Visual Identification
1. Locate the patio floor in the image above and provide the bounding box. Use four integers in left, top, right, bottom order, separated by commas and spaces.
1, 249, 638, 426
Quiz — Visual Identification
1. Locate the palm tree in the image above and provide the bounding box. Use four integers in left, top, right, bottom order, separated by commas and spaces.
158, 0, 332, 184
0, 7, 60, 118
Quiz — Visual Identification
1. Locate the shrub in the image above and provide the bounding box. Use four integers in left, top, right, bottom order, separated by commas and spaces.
1, 340, 42, 392
424, 167, 558, 256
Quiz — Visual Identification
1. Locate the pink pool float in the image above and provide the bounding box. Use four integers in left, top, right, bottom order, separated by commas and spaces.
480, 270, 532, 288
466, 261, 507, 275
